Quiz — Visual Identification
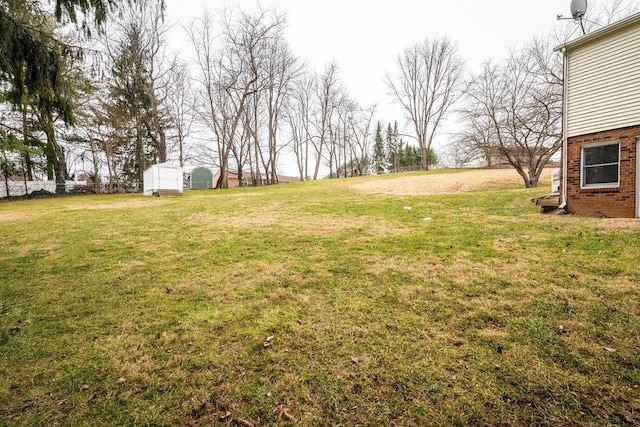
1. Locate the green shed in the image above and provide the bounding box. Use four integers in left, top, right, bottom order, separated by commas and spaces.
190, 167, 214, 190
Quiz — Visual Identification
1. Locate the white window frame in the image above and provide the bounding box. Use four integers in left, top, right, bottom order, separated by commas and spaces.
580, 141, 621, 189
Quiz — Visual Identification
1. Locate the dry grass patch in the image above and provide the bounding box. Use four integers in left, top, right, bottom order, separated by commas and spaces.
350, 168, 553, 196
582, 217, 640, 230
65, 195, 173, 211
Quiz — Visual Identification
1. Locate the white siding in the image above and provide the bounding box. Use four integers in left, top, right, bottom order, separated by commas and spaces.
567, 21, 640, 137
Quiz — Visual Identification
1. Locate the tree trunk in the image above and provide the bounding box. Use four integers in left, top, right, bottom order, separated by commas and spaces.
89, 137, 102, 192
21, 106, 34, 181
43, 123, 67, 188
216, 163, 228, 189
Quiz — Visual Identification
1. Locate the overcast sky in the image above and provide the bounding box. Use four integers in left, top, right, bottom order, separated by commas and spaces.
162, 0, 582, 169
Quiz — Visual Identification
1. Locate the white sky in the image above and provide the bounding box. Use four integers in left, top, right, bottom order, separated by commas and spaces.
163, 0, 581, 170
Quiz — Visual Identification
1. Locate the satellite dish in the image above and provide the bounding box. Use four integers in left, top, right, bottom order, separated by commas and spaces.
571, 0, 588, 21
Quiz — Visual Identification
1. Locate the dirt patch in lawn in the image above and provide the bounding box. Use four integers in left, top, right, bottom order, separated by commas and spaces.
350, 168, 553, 196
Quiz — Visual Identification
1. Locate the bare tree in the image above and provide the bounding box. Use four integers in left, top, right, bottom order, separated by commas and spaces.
286, 64, 371, 180
261, 37, 301, 184
138, 3, 171, 164
189, 7, 285, 189
461, 42, 562, 188
449, 114, 499, 168
386, 36, 464, 170
453, 0, 637, 182
348, 104, 376, 175
312, 62, 341, 179
583, 0, 638, 30
243, 89, 264, 186
166, 61, 196, 167
286, 70, 314, 180
325, 90, 355, 178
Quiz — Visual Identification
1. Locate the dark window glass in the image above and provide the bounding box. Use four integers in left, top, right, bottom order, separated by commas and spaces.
584, 143, 619, 166
584, 164, 619, 185
582, 143, 620, 187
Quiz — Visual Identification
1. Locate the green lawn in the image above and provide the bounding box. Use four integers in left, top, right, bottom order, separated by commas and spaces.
1, 171, 639, 426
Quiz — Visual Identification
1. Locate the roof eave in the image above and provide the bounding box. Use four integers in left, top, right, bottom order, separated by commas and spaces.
554, 11, 640, 52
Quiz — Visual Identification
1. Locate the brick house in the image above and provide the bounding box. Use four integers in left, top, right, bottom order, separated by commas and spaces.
556, 13, 640, 218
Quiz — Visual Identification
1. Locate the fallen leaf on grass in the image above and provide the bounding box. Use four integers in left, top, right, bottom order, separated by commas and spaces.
80, 384, 89, 392
603, 347, 616, 353
115, 377, 126, 384
233, 418, 255, 427
263, 335, 275, 348
274, 404, 296, 421
351, 356, 361, 364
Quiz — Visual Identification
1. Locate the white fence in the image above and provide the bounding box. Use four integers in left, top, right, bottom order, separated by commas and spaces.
0, 180, 85, 198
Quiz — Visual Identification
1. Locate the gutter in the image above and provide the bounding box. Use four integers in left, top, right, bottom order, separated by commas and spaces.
554, 12, 640, 52
552, 12, 640, 212
560, 46, 568, 210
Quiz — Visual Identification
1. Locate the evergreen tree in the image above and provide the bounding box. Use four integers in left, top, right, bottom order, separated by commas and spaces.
0, 1, 74, 125
0, 12, 90, 186
103, 3, 170, 183
372, 122, 386, 174
0, 0, 161, 119
0, 130, 20, 196
426, 146, 437, 167
385, 122, 396, 172
107, 22, 153, 183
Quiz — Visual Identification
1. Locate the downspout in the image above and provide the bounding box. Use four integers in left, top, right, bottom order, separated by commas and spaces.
559, 46, 569, 210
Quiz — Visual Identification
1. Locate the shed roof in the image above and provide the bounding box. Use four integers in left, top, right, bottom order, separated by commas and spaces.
153, 162, 181, 169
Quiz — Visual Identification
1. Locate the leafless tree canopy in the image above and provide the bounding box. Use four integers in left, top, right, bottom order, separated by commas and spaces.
459, 41, 562, 189
5, 0, 636, 195
188, 8, 286, 188
283, 62, 378, 180
453, 1, 637, 188
386, 36, 464, 171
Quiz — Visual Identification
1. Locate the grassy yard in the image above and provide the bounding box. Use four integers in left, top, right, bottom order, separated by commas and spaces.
1, 169, 639, 426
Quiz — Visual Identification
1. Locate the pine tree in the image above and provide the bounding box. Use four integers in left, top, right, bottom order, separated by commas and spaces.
0, 1, 73, 124
372, 122, 386, 174
0, 0, 160, 119
385, 122, 396, 172
103, 3, 170, 183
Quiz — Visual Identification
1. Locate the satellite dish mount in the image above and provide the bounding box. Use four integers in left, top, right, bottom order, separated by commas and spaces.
557, 0, 588, 35
571, 0, 588, 34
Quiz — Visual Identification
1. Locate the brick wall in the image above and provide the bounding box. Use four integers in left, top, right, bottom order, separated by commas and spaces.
561, 125, 639, 218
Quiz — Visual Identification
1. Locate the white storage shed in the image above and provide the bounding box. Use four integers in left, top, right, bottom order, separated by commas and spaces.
143, 163, 184, 197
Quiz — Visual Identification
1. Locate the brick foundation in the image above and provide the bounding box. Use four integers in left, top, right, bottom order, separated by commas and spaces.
561, 125, 639, 218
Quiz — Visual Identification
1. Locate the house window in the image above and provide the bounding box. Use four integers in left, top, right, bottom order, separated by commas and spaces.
581, 141, 620, 188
